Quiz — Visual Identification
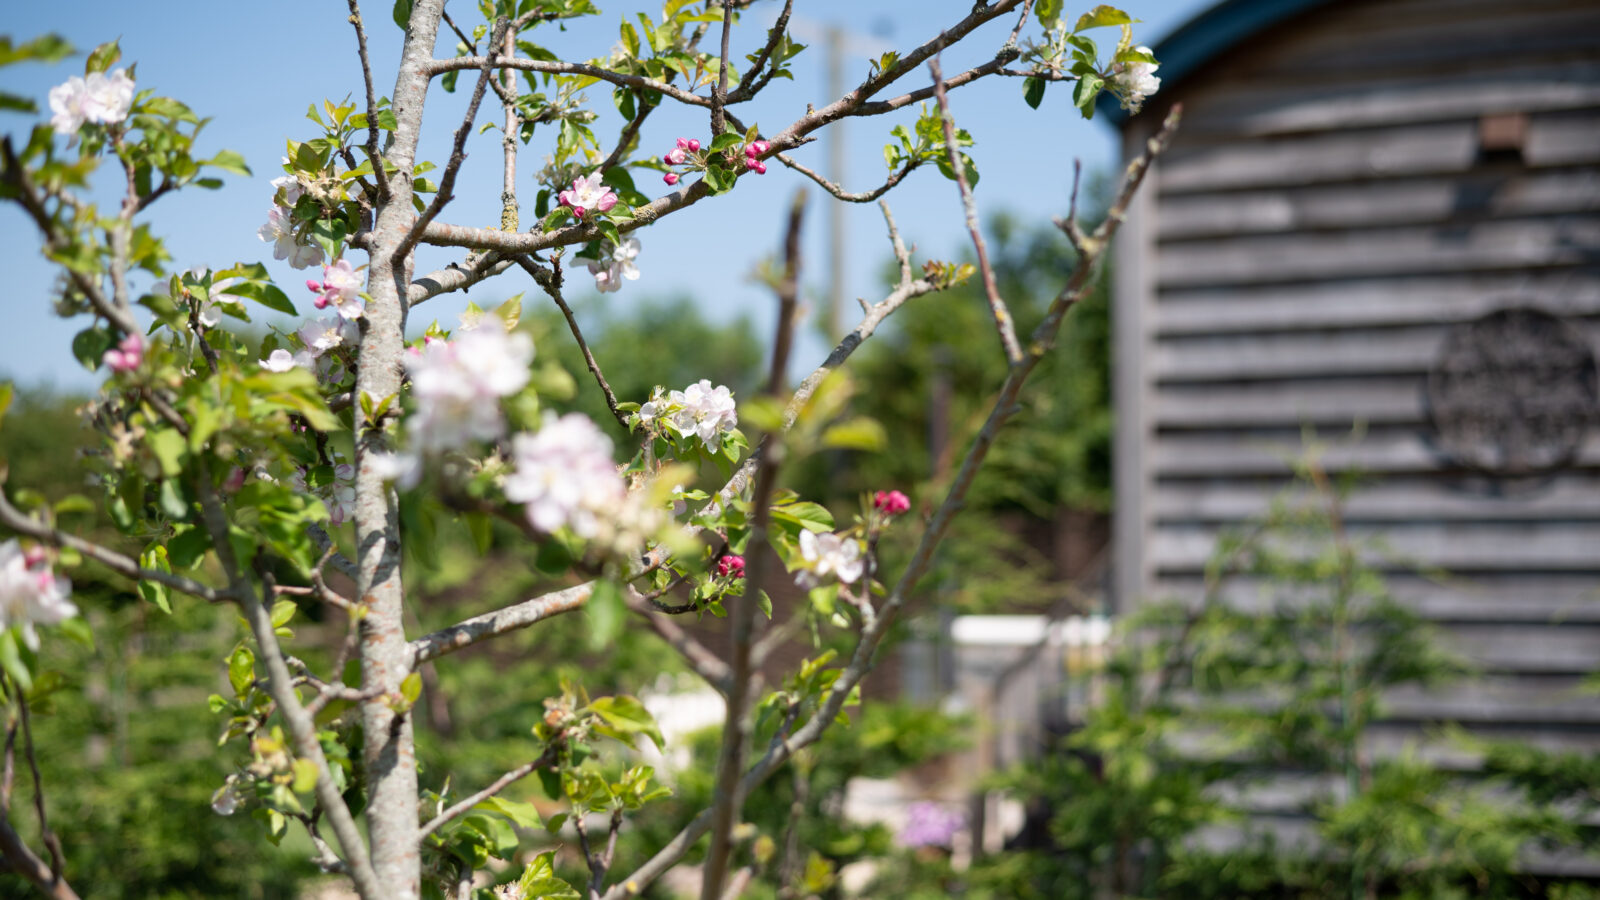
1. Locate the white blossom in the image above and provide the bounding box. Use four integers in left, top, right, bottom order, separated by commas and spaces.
669, 379, 738, 444
197, 274, 247, 328
290, 462, 356, 526
587, 238, 641, 294
48, 69, 134, 135
270, 174, 305, 206
504, 412, 625, 538
258, 205, 325, 270
794, 529, 864, 590
297, 317, 354, 356
260, 348, 296, 372
368, 450, 423, 490
557, 171, 618, 218
0, 540, 78, 651
1110, 47, 1161, 113
210, 781, 242, 816
402, 327, 534, 455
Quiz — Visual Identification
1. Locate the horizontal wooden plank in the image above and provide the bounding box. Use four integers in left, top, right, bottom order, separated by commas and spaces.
1149, 431, 1600, 476
1156, 217, 1600, 289
1148, 522, 1600, 575
1154, 325, 1506, 383
1156, 271, 1600, 337
1154, 378, 1427, 428
1158, 113, 1600, 194
1176, 61, 1600, 138
1386, 678, 1600, 724
1191, 820, 1600, 877
1157, 170, 1600, 240
1150, 573, 1600, 624
1213, 1, 1600, 80
1152, 476, 1600, 525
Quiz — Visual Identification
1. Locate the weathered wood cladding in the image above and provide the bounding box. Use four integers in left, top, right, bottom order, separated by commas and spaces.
1113, 0, 1600, 791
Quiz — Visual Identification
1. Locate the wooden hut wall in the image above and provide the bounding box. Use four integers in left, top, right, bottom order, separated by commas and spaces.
1113, 0, 1600, 754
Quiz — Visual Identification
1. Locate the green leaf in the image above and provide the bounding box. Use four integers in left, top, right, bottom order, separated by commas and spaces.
0, 630, 31, 693
517, 851, 581, 900
71, 327, 113, 371
230, 279, 297, 316
1035, 0, 1064, 27
228, 646, 255, 697
1074, 73, 1104, 118
0, 382, 11, 432
585, 580, 625, 652
291, 758, 319, 794
0, 92, 35, 113
138, 545, 173, 614
146, 429, 187, 478
820, 417, 887, 452
1073, 5, 1136, 33
478, 795, 542, 830
392, 0, 413, 29
0, 35, 73, 68
708, 132, 744, 154
772, 500, 834, 533
270, 600, 298, 629
85, 40, 120, 75
1023, 75, 1047, 110
205, 149, 252, 177
399, 671, 422, 707
464, 512, 493, 555
589, 694, 665, 751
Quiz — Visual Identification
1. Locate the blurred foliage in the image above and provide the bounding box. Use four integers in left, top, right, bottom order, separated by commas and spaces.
935, 452, 1600, 899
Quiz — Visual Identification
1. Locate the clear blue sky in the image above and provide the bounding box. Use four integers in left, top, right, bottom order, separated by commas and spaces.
1, 0, 1209, 392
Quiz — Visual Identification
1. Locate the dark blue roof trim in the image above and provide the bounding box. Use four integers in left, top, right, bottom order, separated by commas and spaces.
1096, 0, 1337, 126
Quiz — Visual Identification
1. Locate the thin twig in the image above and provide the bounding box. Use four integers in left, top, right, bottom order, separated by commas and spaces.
728, 0, 794, 103
710, 0, 734, 136
347, 0, 390, 199
427, 56, 709, 108
628, 588, 733, 693
0, 479, 225, 602
399, 17, 511, 261
929, 56, 1021, 365
775, 153, 918, 203
597, 99, 654, 176
516, 254, 627, 427
18, 694, 64, 881
417, 746, 560, 842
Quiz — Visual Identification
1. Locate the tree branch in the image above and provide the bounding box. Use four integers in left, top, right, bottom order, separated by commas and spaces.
709, 0, 734, 136
426, 56, 710, 109
515, 255, 626, 428
727, 0, 793, 103
775, 153, 919, 203
416, 745, 559, 843
408, 252, 514, 307
930, 56, 1021, 365
346, 0, 390, 200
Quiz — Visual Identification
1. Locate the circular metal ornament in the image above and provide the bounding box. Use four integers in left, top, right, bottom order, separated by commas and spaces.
1425, 306, 1598, 476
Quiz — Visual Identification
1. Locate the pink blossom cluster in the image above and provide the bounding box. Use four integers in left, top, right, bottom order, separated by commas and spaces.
874, 489, 910, 517
0, 540, 78, 651
305, 259, 365, 320
558, 172, 618, 218
661, 136, 701, 185
48, 69, 134, 136
504, 412, 626, 537
743, 140, 770, 175
102, 333, 144, 373
716, 554, 746, 579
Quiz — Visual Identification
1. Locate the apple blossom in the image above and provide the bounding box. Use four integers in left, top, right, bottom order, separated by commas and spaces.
0, 539, 78, 651
297, 317, 355, 356
307, 258, 365, 319
663, 172, 680, 186
669, 379, 738, 444
676, 136, 701, 152
557, 172, 617, 219
401, 326, 535, 455
504, 412, 625, 537
1109, 46, 1161, 112
102, 333, 143, 372
794, 529, 864, 589
260, 349, 296, 372
270, 173, 306, 206
292, 464, 357, 526
47, 69, 134, 135
874, 489, 911, 517
257, 205, 325, 270
716, 555, 746, 579
586, 237, 641, 294
664, 147, 687, 166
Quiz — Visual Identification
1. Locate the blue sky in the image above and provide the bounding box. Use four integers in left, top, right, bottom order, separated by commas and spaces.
1, 0, 1209, 392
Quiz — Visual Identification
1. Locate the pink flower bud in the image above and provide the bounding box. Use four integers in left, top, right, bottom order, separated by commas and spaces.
686, 138, 701, 152
665, 148, 686, 166
745, 140, 769, 158
751, 161, 767, 175
716, 554, 746, 578
103, 333, 144, 373
874, 490, 910, 517
745, 156, 762, 171
663, 172, 680, 185
676, 137, 691, 150
223, 467, 247, 494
